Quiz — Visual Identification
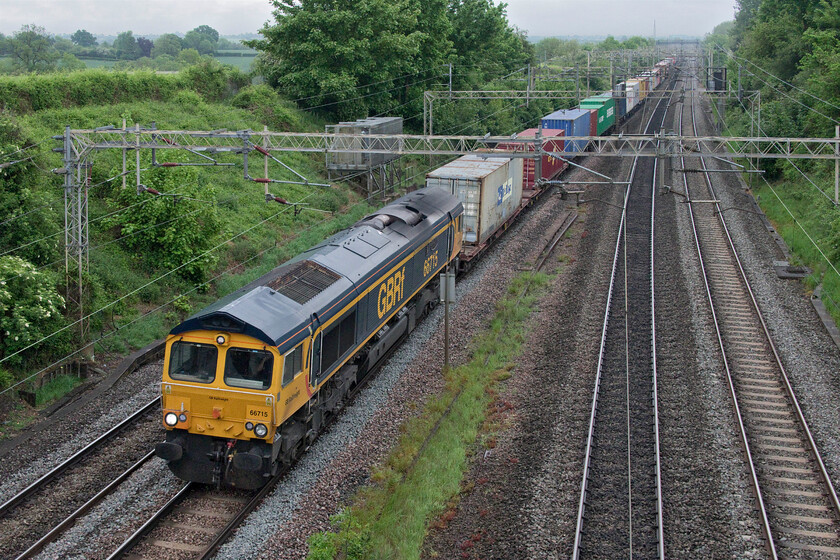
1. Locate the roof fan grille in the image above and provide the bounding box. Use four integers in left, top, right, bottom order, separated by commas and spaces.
269, 261, 340, 305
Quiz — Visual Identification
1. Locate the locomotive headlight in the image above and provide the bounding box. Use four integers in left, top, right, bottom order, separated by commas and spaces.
254, 423, 268, 438
164, 412, 178, 426
216, 334, 227, 345
178, 413, 187, 423
245, 421, 254, 431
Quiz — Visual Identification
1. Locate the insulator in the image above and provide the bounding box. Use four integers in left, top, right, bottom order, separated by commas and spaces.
159, 162, 180, 167
253, 145, 270, 157
253, 178, 271, 184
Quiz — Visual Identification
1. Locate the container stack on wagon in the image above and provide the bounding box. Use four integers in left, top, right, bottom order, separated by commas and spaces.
426, 155, 523, 267
541, 109, 591, 154
497, 128, 568, 191
420, 55, 677, 271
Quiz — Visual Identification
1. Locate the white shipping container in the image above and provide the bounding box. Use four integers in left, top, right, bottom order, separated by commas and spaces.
426, 155, 523, 245
625, 81, 640, 112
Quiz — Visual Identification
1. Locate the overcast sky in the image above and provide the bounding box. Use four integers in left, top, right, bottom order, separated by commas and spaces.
0, 0, 735, 38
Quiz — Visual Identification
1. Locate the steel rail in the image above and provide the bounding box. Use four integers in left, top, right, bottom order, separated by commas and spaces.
690, 72, 840, 550
571, 74, 673, 560
681, 73, 779, 558
105, 276, 451, 559
0, 397, 160, 518
104, 482, 194, 560
14, 451, 156, 560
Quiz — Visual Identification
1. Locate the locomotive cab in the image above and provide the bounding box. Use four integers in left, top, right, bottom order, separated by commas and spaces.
156, 327, 311, 489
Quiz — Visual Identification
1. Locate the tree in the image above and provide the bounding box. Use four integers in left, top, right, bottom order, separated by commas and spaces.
8, 24, 58, 72
193, 25, 220, 44
178, 48, 201, 65
152, 33, 182, 58
57, 52, 87, 71
447, 0, 533, 84
137, 36, 153, 58
113, 30, 141, 60
184, 30, 215, 54
251, 0, 449, 119
71, 29, 97, 47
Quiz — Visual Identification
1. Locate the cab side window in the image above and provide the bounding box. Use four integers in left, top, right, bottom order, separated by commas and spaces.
282, 344, 303, 386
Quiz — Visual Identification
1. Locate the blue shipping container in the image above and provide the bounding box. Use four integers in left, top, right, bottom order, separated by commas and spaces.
541, 109, 591, 153
616, 96, 627, 118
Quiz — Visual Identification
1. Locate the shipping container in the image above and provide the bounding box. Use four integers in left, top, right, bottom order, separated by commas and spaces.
496, 128, 567, 189
625, 81, 639, 113
586, 109, 598, 137
425, 155, 523, 245
627, 79, 642, 103
541, 108, 591, 153
580, 96, 616, 136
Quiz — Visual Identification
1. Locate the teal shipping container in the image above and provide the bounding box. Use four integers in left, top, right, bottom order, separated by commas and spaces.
579, 96, 616, 136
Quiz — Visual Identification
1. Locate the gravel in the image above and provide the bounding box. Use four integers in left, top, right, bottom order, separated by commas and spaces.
0, 362, 161, 505
652, 73, 767, 559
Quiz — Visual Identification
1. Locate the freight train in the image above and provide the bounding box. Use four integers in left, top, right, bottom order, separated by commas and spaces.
154, 57, 675, 489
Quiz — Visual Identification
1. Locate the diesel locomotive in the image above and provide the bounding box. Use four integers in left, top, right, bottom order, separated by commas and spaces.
155, 187, 463, 489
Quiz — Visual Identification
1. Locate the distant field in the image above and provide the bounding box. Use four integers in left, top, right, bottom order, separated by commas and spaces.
215, 55, 256, 72
81, 59, 117, 68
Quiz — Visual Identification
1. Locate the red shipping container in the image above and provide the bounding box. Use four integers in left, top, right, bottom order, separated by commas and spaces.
497, 128, 567, 189
588, 109, 598, 137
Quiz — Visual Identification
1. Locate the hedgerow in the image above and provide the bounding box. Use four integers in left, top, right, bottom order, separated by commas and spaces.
0, 60, 249, 113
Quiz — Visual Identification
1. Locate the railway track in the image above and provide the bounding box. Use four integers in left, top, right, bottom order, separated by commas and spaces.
0, 398, 161, 560
571, 75, 677, 559
682, 70, 840, 557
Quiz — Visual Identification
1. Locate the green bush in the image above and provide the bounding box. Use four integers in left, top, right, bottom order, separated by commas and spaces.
102, 164, 222, 283
231, 85, 303, 130
0, 256, 66, 365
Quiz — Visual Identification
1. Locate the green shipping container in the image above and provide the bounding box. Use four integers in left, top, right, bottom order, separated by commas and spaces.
579, 96, 616, 136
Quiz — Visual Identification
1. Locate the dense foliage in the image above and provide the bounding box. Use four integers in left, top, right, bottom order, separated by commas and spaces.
249, 0, 533, 123
103, 165, 222, 283
0, 61, 249, 113
712, 0, 840, 322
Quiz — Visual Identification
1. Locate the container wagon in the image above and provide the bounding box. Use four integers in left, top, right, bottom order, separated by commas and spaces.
541, 108, 591, 154
496, 128, 567, 191
426, 155, 524, 270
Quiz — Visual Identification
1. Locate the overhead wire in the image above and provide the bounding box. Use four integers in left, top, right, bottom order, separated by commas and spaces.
0, 139, 48, 162
717, 44, 840, 113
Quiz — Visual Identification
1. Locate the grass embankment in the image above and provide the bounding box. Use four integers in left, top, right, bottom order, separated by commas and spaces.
9, 87, 350, 356
1, 68, 435, 409
307, 270, 552, 560
749, 173, 840, 324
719, 101, 840, 327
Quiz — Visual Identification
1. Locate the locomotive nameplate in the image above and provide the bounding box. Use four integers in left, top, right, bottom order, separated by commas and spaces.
246, 405, 271, 421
